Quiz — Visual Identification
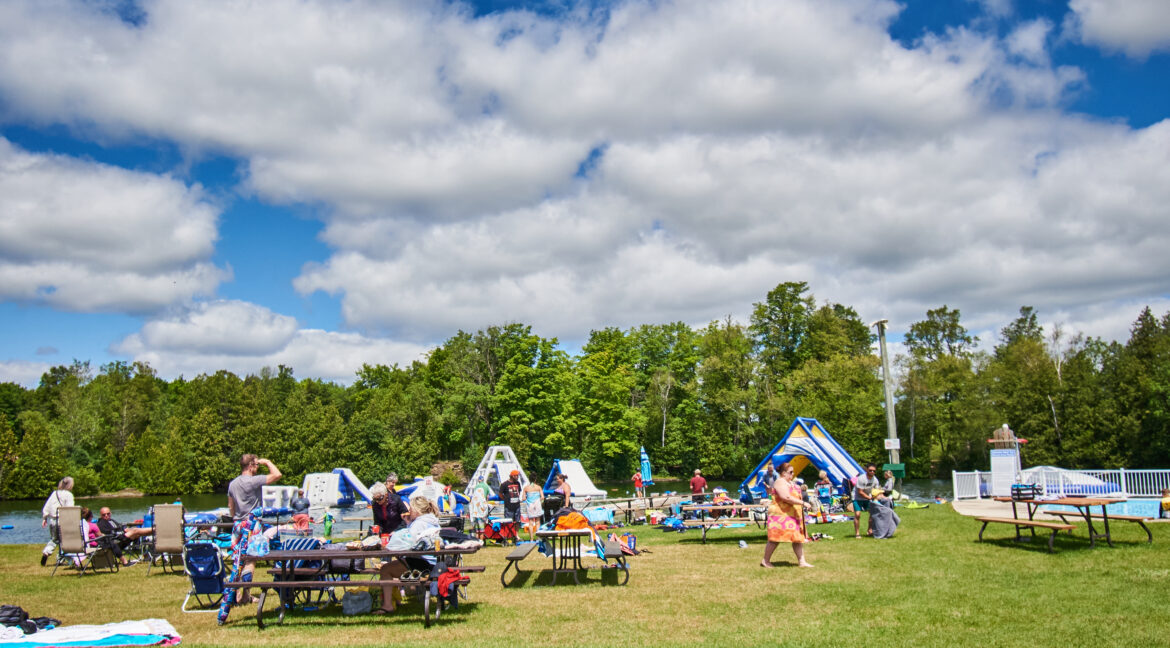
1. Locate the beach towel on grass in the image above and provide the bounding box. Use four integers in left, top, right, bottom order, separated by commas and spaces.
0, 618, 180, 647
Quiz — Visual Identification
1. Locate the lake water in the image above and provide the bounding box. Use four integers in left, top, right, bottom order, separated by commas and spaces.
0, 478, 954, 545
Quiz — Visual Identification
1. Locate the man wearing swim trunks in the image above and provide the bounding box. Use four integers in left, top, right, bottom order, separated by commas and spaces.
853, 463, 880, 538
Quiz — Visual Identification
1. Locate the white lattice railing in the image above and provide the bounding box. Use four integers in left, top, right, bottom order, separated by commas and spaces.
952, 468, 1170, 499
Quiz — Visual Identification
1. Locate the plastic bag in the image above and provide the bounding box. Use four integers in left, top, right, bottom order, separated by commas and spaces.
341, 590, 372, 615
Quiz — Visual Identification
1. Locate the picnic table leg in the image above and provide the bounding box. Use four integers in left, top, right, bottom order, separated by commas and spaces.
571, 539, 581, 585
1079, 508, 1097, 548
256, 590, 267, 629
615, 556, 629, 586
1046, 529, 1058, 553
978, 520, 989, 542
1137, 519, 1153, 544
423, 589, 433, 628
1101, 508, 1114, 547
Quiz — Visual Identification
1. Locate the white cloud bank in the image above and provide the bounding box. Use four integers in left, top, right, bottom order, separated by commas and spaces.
113, 300, 430, 383
0, 0, 1167, 382
0, 138, 228, 312
1067, 0, 1170, 58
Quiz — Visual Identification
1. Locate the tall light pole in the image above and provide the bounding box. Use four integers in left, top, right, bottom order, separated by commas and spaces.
870, 319, 899, 465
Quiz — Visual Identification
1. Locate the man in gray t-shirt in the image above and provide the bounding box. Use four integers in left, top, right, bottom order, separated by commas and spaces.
225, 454, 282, 608
228, 455, 282, 520
853, 463, 880, 538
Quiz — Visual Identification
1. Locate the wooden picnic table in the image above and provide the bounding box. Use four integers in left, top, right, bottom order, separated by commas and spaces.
992, 496, 1127, 548
678, 502, 766, 543
533, 529, 628, 586
232, 545, 481, 627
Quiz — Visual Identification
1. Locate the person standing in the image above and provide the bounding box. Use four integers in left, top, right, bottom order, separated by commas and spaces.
521, 479, 544, 541
761, 464, 778, 491
40, 476, 74, 566
761, 462, 812, 568
219, 454, 281, 625
501, 470, 524, 528
290, 488, 311, 515
632, 470, 644, 499
853, 463, 881, 539
554, 472, 573, 510
689, 469, 707, 503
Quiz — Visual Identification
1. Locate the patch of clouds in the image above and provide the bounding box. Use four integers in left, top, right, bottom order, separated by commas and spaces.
1066, 0, 1170, 58
0, 138, 228, 313
1006, 18, 1051, 65
0, 0, 1165, 370
34, 346, 57, 356
0, 360, 51, 388
113, 300, 429, 383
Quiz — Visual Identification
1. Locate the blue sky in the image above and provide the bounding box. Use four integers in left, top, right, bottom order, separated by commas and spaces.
1, 0, 1168, 386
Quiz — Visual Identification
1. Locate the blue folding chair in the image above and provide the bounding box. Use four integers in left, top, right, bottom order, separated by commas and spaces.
181, 541, 225, 613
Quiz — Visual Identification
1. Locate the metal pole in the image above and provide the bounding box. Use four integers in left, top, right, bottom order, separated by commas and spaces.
871, 319, 899, 465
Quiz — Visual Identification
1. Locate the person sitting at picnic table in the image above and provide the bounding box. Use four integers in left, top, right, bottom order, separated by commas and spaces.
370, 481, 409, 534
761, 462, 812, 568
375, 496, 444, 615
96, 507, 148, 566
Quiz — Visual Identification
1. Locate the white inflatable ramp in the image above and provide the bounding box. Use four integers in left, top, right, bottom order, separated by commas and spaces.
333, 468, 373, 503
544, 459, 606, 498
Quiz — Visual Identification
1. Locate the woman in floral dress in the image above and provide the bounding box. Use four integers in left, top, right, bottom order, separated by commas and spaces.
761, 462, 813, 568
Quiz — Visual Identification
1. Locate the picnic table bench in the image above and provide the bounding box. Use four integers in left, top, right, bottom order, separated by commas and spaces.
229, 546, 480, 628
506, 530, 628, 586
679, 503, 765, 544
975, 516, 1075, 552
1045, 511, 1154, 544
993, 496, 1131, 548
500, 542, 539, 586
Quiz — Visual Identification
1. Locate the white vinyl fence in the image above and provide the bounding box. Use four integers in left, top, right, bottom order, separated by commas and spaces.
952, 468, 1170, 499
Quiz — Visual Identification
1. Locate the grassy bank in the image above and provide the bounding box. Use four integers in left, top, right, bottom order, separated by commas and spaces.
1, 506, 1166, 648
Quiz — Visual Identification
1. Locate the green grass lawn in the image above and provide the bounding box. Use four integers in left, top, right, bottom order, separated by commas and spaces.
2, 506, 1167, 648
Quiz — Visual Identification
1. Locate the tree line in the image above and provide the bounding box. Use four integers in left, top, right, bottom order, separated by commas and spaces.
0, 281, 1167, 499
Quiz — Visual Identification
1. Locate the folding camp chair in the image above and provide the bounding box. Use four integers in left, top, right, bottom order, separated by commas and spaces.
146, 504, 185, 575
273, 536, 338, 607
52, 507, 119, 576
181, 541, 226, 612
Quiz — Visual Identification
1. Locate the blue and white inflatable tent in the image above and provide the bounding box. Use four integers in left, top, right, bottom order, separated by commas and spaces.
543, 459, 607, 499
740, 417, 863, 500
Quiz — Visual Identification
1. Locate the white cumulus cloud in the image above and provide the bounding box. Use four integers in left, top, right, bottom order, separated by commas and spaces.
0, 138, 228, 312
113, 300, 430, 382
1066, 0, 1170, 58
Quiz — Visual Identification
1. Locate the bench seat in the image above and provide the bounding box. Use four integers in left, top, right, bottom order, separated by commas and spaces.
1045, 511, 1153, 543
682, 517, 761, 544
976, 516, 1075, 552
225, 571, 473, 628
500, 542, 539, 587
